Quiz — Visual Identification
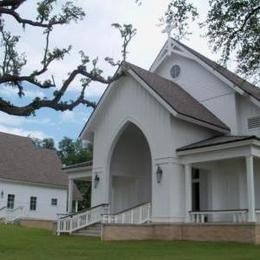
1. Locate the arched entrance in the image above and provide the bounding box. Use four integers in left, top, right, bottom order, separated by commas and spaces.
109, 123, 152, 213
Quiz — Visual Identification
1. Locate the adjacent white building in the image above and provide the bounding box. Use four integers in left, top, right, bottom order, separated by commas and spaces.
58, 39, 260, 242
0, 132, 79, 223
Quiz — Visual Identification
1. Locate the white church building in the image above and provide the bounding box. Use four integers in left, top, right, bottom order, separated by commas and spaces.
59, 39, 260, 243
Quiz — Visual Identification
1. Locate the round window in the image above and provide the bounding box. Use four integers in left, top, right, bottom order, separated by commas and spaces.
170, 65, 181, 78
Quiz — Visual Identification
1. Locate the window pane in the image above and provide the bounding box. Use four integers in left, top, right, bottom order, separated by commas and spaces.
51, 198, 58, 206
7, 194, 15, 209
30, 196, 37, 211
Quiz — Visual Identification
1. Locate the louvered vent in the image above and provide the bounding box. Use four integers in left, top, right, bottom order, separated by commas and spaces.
248, 116, 260, 130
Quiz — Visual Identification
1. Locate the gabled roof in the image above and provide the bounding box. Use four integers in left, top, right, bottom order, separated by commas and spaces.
125, 62, 229, 132
176, 135, 260, 152
80, 61, 230, 138
0, 132, 67, 188
174, 40, 260, 102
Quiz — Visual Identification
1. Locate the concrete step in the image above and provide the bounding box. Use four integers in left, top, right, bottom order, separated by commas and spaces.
72, 223, 101, 238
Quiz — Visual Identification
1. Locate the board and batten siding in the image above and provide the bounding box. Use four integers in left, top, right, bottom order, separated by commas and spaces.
155, 53, 239, 135
89, 74, 218, 221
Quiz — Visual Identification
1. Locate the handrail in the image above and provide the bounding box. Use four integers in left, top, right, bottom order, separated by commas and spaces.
0, 206, 7, 211
102, 202, 151, 225
57, 204, 109, 234
190, 209, 248, 224
4, 206, 24, 223
59, 203, 109, 219
6, 206, 24, 212
190, 209, 248, 213
107, 202, 150, 216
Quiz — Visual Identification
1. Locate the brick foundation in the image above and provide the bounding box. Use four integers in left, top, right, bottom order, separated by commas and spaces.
102, 223, 260, 244
19, 218, 56, 231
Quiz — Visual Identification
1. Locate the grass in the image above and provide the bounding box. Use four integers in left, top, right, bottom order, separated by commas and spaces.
1, 225, 260, 260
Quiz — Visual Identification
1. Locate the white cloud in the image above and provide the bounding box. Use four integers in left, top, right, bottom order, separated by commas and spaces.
67, 81, 107, 99
0, 112, 51, 140
60, 110, 75, 123
0, 112, 50, 126
0, 86, 45, 99
1, 0, 219, 103
0, 124, 48, 139
59, 110, 91, 126
0, 0, 222, 143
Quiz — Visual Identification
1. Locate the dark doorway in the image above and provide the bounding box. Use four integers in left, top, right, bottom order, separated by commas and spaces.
192, 168, 200, 211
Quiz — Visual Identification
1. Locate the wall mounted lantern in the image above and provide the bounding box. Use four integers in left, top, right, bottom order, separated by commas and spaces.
94, 174, 100, 189
0, 191, 3, 199
156, 166, 163, 184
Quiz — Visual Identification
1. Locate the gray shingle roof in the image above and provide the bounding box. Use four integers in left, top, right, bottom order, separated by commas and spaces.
124, 62, 229, 131
175, 40, 260, 102
0, 132, 67, 188
176, 135, 259, 152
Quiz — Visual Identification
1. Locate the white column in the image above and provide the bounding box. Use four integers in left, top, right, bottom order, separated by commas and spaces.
75, 200, 79, 213
68, 179, 74, 213
246, 156, 256, 222
185, 164, 192, 223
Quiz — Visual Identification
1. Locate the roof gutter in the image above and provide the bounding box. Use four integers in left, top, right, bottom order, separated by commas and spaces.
176, 137, 260, 156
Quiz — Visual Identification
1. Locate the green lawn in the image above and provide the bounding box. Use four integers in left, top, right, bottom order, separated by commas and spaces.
1, 225, 260, 260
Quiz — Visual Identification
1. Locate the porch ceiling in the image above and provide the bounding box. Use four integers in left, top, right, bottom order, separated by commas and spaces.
176, 135, 260, 164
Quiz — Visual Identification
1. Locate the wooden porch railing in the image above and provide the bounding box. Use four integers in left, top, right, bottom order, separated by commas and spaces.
190, 209, 248, 224
57, 203, 109, 235
1, 206, 25, 223
102, 202, 151, 225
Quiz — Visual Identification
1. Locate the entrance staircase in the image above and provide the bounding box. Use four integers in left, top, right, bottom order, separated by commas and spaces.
57, 202, 151, 237
73, 223, 101, 237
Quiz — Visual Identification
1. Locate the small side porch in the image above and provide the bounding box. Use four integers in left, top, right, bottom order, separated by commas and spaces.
177, 135, 260, 225
63, 161, 92, 213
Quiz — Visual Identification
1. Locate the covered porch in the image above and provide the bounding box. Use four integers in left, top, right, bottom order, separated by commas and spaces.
177, 135, 260, 224
63, 161, 92, 213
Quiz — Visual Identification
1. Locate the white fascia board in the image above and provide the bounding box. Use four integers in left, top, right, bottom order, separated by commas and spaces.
0, 178, 67, 190
151, 52, 168, 72
174, 42, 260, 110
151, 39, 245, 96
171, 49, 195, 61
172, 41, 246, 96
150, 40, 196, 72
176, 139, 260, 156
64, 166, 92, 174
249, 96, 260, 108
176, 114, 229, 134
177, 144, 260, 164
149, 39, 260, 111
180, 147, 251, 164
79, 70, 123, 140
150, 41, 168, 72
127, 68, 229, 134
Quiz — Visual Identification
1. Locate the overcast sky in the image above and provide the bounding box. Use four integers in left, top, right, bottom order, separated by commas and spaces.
0, 0, 222, 144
